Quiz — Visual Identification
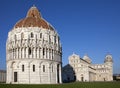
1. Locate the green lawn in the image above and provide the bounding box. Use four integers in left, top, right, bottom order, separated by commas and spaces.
0, 82, 120, 88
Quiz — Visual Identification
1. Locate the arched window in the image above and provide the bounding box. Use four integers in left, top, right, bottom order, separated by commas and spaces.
40, 33, 42, 38
28, 47, 31, 55
21, 33, 24, 39
33, 65, 35, 72
31, 32, 34, 38
22, 65, 24, 72
43, 65, 45, 72
43, 48, 45, 56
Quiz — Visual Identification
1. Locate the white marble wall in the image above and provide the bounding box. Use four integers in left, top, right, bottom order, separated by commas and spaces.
6, 27, 62, 84
62, 53, 113, 82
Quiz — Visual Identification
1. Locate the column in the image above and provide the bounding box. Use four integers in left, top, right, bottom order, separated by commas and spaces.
33, 48, 35, 58
55, 64, 57, 83
47, 49, 49, 59
59, 64, 62, 83
13, 49, 14, 59
52, 49, 54, 60
46, 49, 48, 59
19, 48, 21, 59
41, 48, 43, 59
21, 48, 22, 59
18, 48, 19, 59
34, 48, 36, 58
37, 48, 39, 59
50, 49, 52, 60
24, 48, 26, 58
22, 48, 24, 58
16, 48, 18, 59
49, 49, 51, 60
48, 64, 51, 83
35, 48, 37, 58
39, 48, 41, 59
15, 48, 17, 59
39, 64, 41, 83
26, 47, 28, 58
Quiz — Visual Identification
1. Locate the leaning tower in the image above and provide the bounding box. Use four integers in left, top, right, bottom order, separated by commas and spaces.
104, 54, 113, 81
6, 6, 62, 84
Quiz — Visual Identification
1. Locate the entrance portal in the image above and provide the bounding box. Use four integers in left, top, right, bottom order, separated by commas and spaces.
57, 64, 59, 83
81, 77, 84, 82
14, 72, 17, 82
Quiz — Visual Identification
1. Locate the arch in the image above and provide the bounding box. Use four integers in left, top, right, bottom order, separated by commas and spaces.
29, 60, 35, 65
40, 61, 49, 73
16, 61, 21, 68
10, 61, 15, 68
50, 62, 55, 72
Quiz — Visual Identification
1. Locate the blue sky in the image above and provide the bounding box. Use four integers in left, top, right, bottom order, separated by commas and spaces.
0, 0, 120, 74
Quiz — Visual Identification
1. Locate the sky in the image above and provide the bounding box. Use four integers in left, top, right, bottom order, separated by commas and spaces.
0, 0, 120, 74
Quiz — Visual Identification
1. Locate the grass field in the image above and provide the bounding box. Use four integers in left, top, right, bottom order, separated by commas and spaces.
0, 82, 120, 88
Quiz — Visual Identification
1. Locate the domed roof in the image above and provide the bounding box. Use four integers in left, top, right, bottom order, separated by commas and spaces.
83, 54, 92, 64
14, 6, 54, 30
104, 54, 113, 63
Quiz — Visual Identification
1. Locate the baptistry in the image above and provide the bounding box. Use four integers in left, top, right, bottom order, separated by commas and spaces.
6, 6, 62, 84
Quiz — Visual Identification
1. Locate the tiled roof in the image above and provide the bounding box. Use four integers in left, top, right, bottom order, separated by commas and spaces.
14, 6, 54, 30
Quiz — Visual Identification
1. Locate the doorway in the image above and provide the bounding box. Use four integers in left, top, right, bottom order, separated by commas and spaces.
57, 64, 60, 83
81, 77, 84, 82
14, 72, 17, 82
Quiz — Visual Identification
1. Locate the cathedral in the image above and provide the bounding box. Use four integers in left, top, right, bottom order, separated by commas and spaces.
62, 53, 113, 82
6, 6, 62, 84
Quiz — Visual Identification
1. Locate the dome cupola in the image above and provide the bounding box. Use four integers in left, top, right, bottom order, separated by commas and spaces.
14, 6, 54, 30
